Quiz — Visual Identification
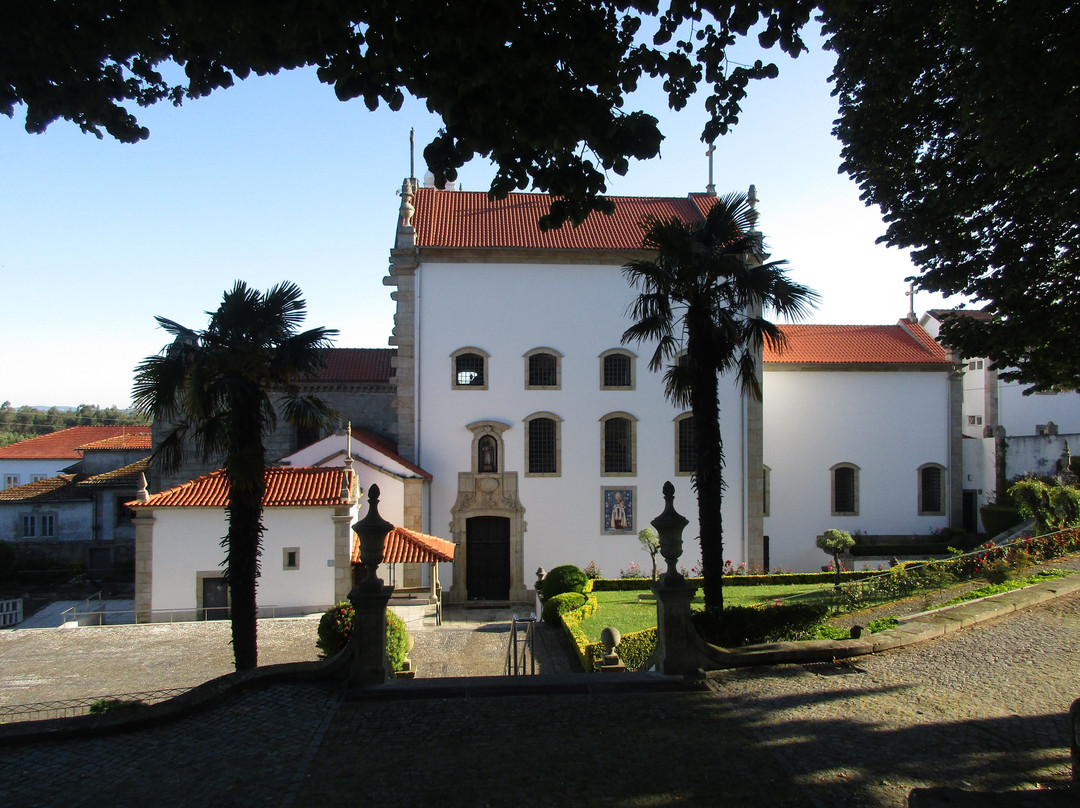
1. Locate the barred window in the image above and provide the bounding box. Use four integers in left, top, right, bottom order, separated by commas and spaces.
832, 464, 859, 515
603, 416, 634, 475
525, 350, 560, 388
452, 348, 489, 389
527, 418, 556, 474
600, 350, 634, 389
676, 414, 696, 474
919, 464, 945, 515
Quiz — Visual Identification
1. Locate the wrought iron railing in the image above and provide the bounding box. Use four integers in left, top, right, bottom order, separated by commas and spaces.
504, 611, 536, 675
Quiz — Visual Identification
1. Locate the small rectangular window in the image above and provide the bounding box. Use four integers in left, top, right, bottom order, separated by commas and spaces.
967, 415, 983, 426
31, 474, 48, 483
5, 475, 20, 489
40, 514, 55, 537
283, 547, 300, 570
22, 515, 36, 538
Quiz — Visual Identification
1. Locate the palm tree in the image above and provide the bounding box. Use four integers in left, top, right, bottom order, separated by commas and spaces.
622, 192, 817, 616
132, 281, 338, 670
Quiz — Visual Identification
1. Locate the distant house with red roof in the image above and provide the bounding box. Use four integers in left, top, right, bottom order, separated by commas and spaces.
0, 426, 152, 573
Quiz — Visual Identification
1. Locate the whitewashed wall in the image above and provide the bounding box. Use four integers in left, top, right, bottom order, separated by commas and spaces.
150, 506, 345, 614
416, 260, 748, 588
763, 368, 952, 571
1005, 432, 1080, 480
0, 459, 70, 488
998, 383, 1080, 437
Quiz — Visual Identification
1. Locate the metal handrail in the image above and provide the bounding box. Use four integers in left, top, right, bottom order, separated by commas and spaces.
0, 687, 192, 723
59, 591, 102, 624
504, 611, 536, 676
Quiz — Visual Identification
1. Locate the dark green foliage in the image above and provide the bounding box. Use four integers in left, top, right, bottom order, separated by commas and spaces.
133, 282, 336, 671
622, 192, 817, 614
693, 604, 830, 647
823, 1, 1080, 391
316, 601, 411, 671
849, 543, 953, 557
866, 616, 900, 634
540, 564, 588, 601
89, 698, 144, 714
1009, 477, 1080, 534
611, 628, 657, 672
543, 591, 587, 625
316, 601, 355, 658
0, 2, 815, 231
0, 404, 148, 448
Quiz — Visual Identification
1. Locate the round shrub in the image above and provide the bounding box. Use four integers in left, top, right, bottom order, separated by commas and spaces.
317, 601, 355, 658
541, 564, 588, 601
316, 601, 411, 671
542, 591, 587, 624
385, 609, 409, 671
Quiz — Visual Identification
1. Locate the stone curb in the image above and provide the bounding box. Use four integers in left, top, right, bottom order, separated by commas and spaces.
704, 572, 1080, 674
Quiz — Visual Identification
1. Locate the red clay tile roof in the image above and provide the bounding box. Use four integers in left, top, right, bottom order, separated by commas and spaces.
0, 425, 151, 460
350, 427, 432, 481
78, 434, 153, 452
0, 458, 150, 502
0, 474, 84, 502
306, 349, 394, 384
764, 322, 952, 366
133, 467, 354, 508
351, 526, 456, 565
412, 188, 717, 251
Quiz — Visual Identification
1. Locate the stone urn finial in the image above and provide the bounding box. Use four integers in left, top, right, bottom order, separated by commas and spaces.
353, 483, 393, 592
652, 481, 689, 587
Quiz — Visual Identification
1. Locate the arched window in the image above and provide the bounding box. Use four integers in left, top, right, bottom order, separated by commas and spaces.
524, 412, 561, 476
831, 463, 859, 516
599, 349, 635, 389
452, 347, 489, 389
918, 463, 946, 515
524, 348, 562, 389
601, 412, 636, 476
675, 413, 695, 475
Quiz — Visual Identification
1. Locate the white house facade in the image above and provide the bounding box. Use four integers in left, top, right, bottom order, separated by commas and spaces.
762, 323, 960, 571
385, 181, 758, 601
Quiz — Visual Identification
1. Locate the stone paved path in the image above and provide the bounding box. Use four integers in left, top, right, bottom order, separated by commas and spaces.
1, 590, 1077, 806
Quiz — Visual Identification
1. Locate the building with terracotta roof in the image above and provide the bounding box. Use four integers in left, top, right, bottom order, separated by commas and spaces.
129, 466, 359, 620
0, 457, 149, 573
385, 179, 760, 600
0, 425, 150, 490
762, 320, 961, 568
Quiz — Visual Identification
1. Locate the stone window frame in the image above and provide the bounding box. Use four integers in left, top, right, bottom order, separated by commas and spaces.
600, 411, 637, 477
830, 462, 860, 516
21, 514, 36, 538
674, 412, 695, 477
524, 347, 563, 390
524, 411, 562, 477
451, 347, 490, 390
599, 348, 636, 390
466, 420, 511, 474
282, 546, 301, 570
917, 463, 947, 516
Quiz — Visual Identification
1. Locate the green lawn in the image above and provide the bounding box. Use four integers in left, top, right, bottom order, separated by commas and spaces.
576, 584, 835, 640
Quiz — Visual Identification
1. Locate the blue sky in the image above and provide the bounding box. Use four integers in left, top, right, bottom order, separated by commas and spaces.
0, 26, 955, 409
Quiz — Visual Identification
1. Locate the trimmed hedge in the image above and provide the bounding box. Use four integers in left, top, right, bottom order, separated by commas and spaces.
542, 591, 586, 624
588, 570, 882, 591
541, 564, 588, 600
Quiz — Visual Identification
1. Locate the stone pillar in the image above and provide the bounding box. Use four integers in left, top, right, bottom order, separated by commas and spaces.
651, 579, 702, 675
332, 509, 353, 606
133, 509, 155, 623
347, 587, 394, 687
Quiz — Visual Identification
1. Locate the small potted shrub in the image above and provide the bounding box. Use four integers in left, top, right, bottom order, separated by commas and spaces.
817, 529, 855, 587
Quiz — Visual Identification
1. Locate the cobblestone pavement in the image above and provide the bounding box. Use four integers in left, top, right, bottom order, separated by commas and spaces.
2, 574, 1078, 806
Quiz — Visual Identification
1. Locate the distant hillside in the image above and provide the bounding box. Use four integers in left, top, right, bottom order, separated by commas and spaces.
0, 403, 149, 448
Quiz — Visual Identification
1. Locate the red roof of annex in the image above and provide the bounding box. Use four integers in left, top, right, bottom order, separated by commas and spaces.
0, 425, 151, 460
131, 467, 354, 508
764, 322, 952, 366
351, 526, 456, 565
411, 188, 718, 251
